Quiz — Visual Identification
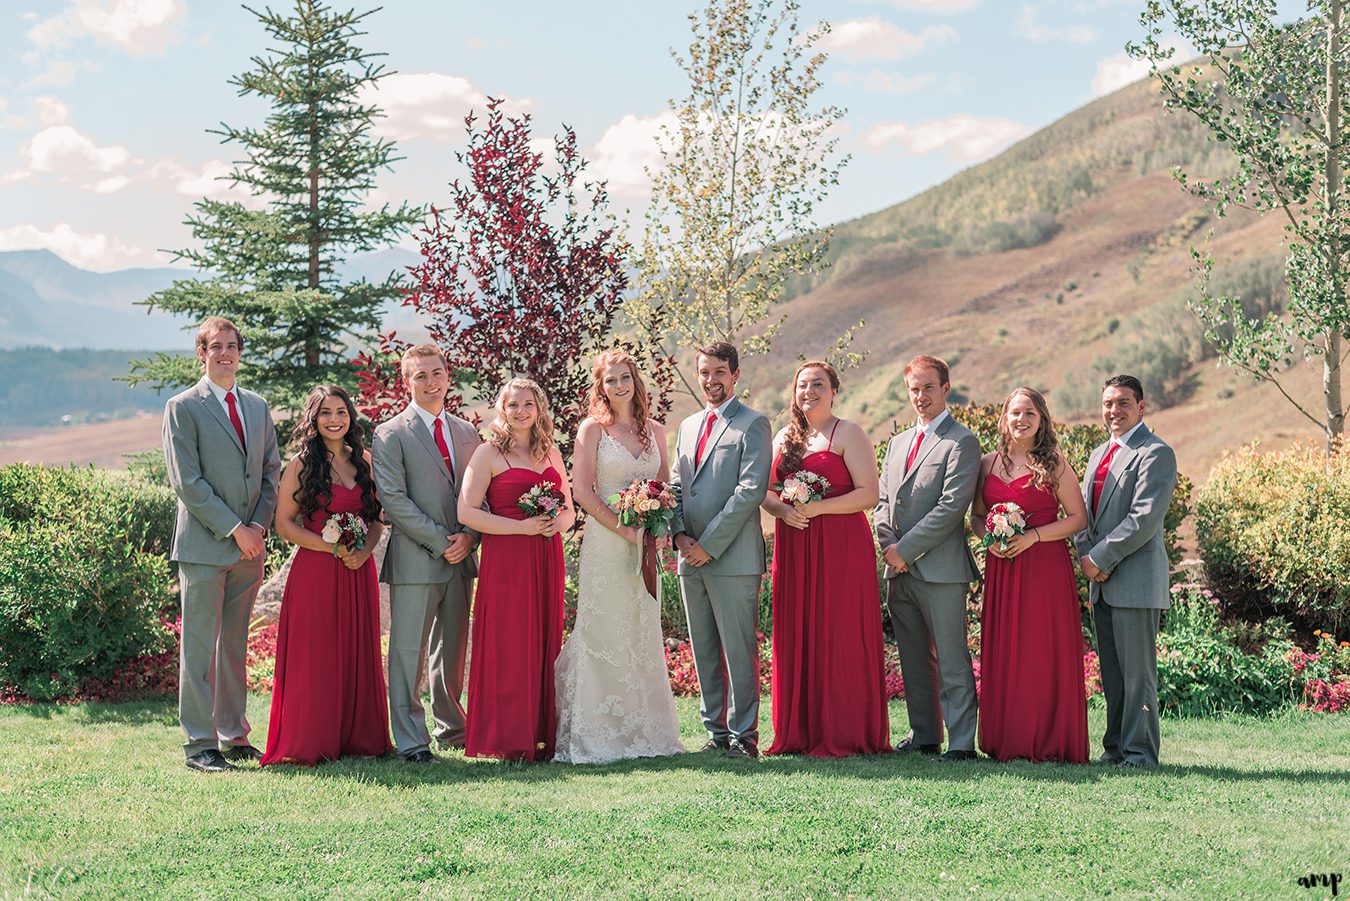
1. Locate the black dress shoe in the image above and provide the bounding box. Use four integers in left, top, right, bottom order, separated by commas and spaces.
221, 744, 263, 762
699, 738, 731, 753
725, 739, 759, 759
404, 749, 437, 764
893, 735, 940, 755
935, 748, 976, 762
185, 749, 238, 773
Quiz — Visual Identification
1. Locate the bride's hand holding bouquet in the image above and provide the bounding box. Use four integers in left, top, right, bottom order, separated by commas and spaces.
607, 479, 679, 599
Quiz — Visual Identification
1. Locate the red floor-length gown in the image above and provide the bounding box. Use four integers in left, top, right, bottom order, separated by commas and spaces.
978, 473, 1089, 763
465, 462, 566, 762
261, 484, 392, 766
767, 436, 891, 757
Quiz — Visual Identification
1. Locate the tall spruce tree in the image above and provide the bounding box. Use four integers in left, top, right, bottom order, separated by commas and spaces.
129, 0, 420, 420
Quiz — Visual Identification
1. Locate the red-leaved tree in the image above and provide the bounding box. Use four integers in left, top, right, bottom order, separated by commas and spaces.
356, 98, 670, 458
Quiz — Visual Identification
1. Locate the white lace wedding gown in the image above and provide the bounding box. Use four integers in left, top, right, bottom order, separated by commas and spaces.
553, 431, 686, 764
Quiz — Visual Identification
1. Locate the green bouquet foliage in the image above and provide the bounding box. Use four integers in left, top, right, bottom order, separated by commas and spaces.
1196, 444, 1350, 635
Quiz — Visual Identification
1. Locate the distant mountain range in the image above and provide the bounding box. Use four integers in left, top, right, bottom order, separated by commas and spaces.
0, 246, 424, 350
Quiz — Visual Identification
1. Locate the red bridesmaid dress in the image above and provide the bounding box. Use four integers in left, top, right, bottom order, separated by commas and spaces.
261, 484, 392, 766
767, 426, 891, 757
978, 472, 1089, 763
464, 460, 566, 761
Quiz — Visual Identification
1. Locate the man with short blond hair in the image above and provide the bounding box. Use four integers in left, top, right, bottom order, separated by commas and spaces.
164, 316, 280, 772
372, 344, 481, 763
875, 354, 981, 761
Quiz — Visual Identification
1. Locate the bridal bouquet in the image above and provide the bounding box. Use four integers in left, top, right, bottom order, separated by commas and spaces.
606, 479, 680, 601
777, 470, 831, 505
608, 479, 680, 537
518, 481, 567, 518
982, 502, 1028, 553
321, 512, 368, 556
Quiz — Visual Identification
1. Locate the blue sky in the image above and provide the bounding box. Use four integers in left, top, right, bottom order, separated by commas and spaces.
0, 0, 1220, 271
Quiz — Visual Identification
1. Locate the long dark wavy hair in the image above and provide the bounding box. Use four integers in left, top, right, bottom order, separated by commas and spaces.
291, 385, 380, 523
996, 386, 1062, 493
779, 360, 840, 476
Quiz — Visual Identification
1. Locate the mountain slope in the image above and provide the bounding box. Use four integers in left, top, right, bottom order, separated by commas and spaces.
738, 73, 1315, 483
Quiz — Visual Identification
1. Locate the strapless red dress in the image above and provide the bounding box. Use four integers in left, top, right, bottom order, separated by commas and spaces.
464, 465, 566, 761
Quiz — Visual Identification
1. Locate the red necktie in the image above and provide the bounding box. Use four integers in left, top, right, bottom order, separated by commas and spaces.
905, 429, 925, 473
225, 391, 247, 453
1092, 441, 1121, 513
432, 417, 454, 482
694, 411, 718, 467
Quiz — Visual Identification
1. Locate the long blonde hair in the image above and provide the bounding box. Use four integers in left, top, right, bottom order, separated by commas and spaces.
586, 349, 653, 452
997, 386, 1061, 492
489, 377, 555, 462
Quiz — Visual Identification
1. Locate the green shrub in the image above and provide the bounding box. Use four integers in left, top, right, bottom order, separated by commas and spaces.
0, 518, 173, 701
0, 463, 176, 560
1196, 444, 1350, 635
1156, 585, 1298, 716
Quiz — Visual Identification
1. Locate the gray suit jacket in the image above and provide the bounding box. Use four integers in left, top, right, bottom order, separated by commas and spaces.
1075, 424, 1177, 609
163, 377, 281, 566
874, 415, 980, 584
670, 397, 773, 577
373, 406, 481, 585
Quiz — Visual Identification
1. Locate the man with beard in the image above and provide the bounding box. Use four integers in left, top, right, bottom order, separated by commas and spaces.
670, 342, 773, 759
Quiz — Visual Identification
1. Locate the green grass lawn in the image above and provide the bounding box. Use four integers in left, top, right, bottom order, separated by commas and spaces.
1, 697, 1346, 899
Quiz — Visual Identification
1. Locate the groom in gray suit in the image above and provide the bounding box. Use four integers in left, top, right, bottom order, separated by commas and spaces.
163, 316, 280, 772
671, 342, 772, 759
1076, 374, 1176, 769
875, 355, 981, 762
372, 344, 481, 763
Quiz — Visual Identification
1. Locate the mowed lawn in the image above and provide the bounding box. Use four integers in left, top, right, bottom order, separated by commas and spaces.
1, 697, 1347, 898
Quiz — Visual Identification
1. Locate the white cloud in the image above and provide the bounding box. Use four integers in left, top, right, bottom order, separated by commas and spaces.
835, 69, 935, 96
361, 72, 533, 142
814, 18, 956, 61
24, 124, 132, 176
34, 96, 70, 126
1092, 39, 1192, 97
27, 59, 81, 87
0, 222, 154, 271
864, 115, 1031, 163
146, 158, 240, 199
588, 111, 678, 199
875, 0, 978, 10
29, 0, 185, 57
1015, 5, 1097, 43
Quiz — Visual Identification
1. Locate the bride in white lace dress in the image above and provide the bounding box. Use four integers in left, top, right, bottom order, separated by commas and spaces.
554, 351, 685, 764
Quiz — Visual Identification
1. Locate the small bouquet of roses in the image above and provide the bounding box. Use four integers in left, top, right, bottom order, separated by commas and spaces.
321, 511, 368, 556
518, 481, 567, 518
607, 479, 680, 601
982, 501, 1027, 553
608, 479, 680, 537
777, 470, 831, 505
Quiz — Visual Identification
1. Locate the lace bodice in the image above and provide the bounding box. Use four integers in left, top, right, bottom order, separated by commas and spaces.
593, 430, 660, 501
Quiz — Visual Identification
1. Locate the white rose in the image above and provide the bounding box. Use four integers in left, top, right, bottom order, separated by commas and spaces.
321, 521, 341, 543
